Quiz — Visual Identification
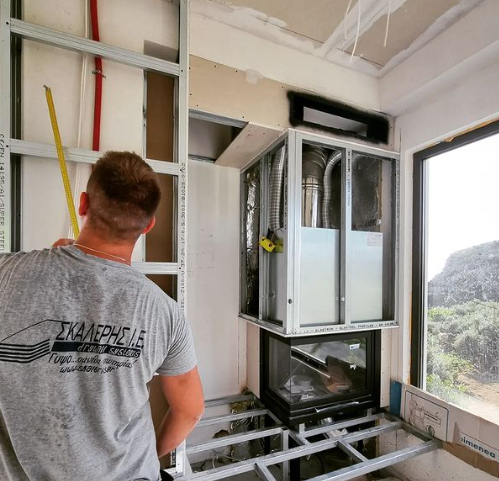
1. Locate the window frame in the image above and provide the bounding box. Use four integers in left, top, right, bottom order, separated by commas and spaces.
411, 118, 499, 387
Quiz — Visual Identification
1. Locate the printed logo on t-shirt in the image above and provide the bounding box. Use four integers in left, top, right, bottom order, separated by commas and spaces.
0, 319, 146, 374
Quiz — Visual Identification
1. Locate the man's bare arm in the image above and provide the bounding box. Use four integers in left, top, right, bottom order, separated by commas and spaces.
156, 366, 204, 458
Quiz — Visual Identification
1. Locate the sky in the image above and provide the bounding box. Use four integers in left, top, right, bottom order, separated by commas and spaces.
426, 132, 499, 280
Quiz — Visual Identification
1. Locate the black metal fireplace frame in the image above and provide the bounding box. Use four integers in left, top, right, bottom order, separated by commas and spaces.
260, 330, 381, 426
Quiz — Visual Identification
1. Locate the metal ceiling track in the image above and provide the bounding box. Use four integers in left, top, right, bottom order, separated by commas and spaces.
0, 0, 190, 476
181, 394, 441, 481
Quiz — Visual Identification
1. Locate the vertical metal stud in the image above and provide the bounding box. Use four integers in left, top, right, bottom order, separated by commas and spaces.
286, 130, 300, 335
281, 429, 290, 480
341, 149, 353, 324
172, 4, 189, 474
176, 0, 189, 313
0, 0, 12, 254
259, 154, 270, 320
10, 0, 21, 253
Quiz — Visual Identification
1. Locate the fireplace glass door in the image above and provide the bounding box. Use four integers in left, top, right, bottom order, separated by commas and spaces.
262, 331, 380, 425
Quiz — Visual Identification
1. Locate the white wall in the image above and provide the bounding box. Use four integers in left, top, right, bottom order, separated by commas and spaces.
187, 160, 245, 399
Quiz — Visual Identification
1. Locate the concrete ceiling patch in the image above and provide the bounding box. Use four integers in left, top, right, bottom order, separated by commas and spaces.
344, 0, 463, 68
192, 0, 319, 54
380, 0, 486, 75
208, 0, 357, 44
317, 0, 407, 60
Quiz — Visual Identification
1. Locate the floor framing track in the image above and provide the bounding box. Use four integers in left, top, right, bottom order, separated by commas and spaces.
174, 393, 441, 480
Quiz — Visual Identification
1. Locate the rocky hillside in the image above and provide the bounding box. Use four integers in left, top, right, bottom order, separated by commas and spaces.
428, 241, 499, 307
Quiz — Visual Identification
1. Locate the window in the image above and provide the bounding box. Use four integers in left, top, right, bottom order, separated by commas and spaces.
412, 120, 499, 424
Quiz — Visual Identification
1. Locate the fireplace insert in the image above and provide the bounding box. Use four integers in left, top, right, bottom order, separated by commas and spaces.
261, 330, 381, 426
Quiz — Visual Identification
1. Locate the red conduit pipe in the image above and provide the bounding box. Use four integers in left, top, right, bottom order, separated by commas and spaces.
90, 0, 103, 152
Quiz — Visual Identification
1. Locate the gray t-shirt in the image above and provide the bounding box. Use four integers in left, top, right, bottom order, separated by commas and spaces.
0, 246, 197, 481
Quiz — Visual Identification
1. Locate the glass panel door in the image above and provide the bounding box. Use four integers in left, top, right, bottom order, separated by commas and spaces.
350, 153, 396, 322
299, 143, 343, 327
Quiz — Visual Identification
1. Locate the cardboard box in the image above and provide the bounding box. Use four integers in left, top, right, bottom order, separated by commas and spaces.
401, 384, 499, 477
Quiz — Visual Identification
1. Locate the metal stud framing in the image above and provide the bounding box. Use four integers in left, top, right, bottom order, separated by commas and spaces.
0, 0, 190, 475
0, 0, 189, 300
0, 0, 12, 254
182, 394, 441, 481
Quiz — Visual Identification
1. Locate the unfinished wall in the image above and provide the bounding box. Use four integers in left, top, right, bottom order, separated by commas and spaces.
17, 0, 246, 402
20, 0, 178, 258
190, 1, 380, 112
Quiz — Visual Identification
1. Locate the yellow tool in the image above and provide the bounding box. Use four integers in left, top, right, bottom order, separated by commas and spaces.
259, 236, 276, 253
44, 85, 80, 238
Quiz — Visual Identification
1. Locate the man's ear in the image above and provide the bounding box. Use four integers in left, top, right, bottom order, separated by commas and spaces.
142, 216, 156, 235
79, 192, 89, 217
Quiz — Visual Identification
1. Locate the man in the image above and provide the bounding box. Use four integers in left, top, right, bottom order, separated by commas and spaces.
0, 151, 204, 481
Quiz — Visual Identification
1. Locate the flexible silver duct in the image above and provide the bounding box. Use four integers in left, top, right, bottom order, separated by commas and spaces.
322, 151, 342, 229
302, 147, 328, 228
268, 146, 286, 233
245, 165, 260, 314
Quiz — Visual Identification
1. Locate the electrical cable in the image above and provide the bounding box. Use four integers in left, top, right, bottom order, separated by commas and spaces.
90, 0, 103, 152
343, 0, 353, 42
350, 0, 361, 62
69, 0, 89, 239
384, 0, 392, 47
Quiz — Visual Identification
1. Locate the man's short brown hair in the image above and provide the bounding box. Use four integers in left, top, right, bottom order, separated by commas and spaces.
86, 151, 161, 241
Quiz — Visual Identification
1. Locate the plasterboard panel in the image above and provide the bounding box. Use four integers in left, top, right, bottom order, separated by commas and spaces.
216, 123, 282, 169
187, 160, 242, 399
346, 0, 462, 68
209, 0, 358, 44
190, 56, 294, 128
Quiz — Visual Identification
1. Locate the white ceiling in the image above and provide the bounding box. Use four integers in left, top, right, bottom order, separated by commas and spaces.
198, 0, 485, 77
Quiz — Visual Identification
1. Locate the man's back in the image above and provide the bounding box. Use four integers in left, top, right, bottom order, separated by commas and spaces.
0, 246, 196, 481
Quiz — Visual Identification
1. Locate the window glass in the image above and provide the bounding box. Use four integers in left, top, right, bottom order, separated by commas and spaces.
424, 133, 499, 424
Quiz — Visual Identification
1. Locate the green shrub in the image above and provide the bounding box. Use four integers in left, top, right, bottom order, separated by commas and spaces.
427, 301, 499, 374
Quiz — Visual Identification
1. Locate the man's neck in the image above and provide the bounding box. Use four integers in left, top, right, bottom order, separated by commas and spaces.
74, 229, 134, 266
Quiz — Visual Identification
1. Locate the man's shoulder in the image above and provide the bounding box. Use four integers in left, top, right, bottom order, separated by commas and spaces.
0, 249, 46, 267
137, 278, 179, 311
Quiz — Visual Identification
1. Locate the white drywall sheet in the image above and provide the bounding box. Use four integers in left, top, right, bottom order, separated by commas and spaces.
187, 160, 245, 399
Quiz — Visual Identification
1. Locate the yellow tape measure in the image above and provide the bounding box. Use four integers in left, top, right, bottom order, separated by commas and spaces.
44, 86, 80, 238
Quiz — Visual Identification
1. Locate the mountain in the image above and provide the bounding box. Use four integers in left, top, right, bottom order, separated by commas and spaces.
428, 241, 499, 308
